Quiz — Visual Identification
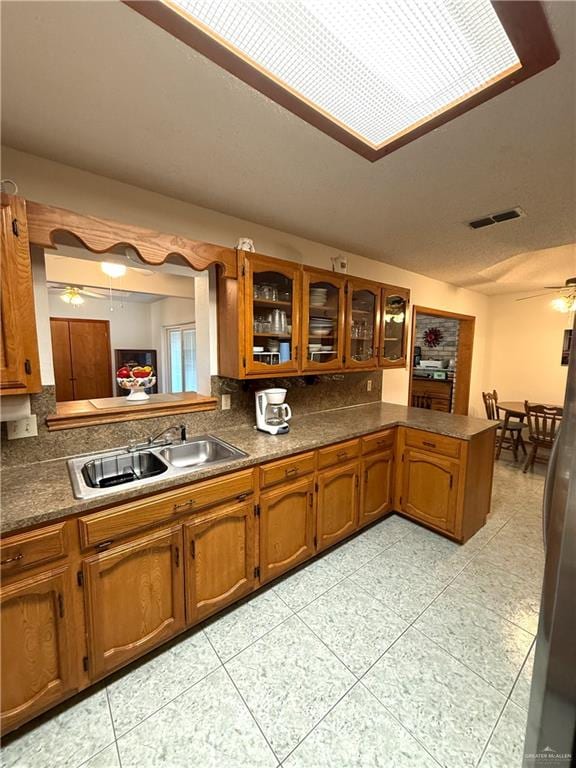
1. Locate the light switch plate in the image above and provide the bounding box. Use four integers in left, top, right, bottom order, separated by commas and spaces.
7, 415, 38, 439
221, 394, 231, 411
367, 380, 373, 392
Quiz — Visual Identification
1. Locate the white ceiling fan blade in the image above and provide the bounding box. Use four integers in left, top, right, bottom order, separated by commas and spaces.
515, 291, 555, 301
129, 266, 154, 276
79, 288, 107, 298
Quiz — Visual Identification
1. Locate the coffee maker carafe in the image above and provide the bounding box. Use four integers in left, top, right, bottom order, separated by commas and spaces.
255, 388, 292, 435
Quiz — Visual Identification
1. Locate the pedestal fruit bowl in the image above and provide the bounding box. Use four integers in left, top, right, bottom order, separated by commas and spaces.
116, 365, 156, 402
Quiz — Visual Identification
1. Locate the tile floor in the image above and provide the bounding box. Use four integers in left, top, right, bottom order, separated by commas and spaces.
1, 458, 546, 768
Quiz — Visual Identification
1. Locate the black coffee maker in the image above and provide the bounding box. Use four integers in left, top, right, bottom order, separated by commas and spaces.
413, 345, 422, 367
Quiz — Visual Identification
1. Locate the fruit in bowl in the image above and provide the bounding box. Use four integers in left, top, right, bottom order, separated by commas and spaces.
116, 365, 156, 402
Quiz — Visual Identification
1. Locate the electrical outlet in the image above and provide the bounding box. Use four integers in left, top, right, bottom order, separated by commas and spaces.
221, 394, 231, 411
7, 415, 38, 440
367, 380, 373, 392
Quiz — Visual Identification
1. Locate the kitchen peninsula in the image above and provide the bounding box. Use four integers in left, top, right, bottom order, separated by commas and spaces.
0, 401, 496, 735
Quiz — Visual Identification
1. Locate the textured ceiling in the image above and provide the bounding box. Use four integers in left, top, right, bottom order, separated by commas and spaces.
1, 1, 575, 293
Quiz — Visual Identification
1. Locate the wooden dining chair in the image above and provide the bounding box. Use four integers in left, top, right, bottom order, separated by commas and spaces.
523, 402, 563, 473
411, 393, 432, 409
482, 390, 526, 461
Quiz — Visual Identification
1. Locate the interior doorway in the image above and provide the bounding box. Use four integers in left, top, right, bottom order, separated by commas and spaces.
50, 317, 113, 401
408, 306, 475, 415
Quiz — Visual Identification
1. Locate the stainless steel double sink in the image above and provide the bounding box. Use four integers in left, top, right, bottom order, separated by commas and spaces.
67, 435, 248, 499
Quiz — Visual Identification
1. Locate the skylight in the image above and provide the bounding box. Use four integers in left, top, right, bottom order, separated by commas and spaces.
167, 0, 520, 147
126, 0, 558, 160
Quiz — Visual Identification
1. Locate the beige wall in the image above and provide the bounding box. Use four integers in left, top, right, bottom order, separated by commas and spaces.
486, 292, 570, 406
3, 146, 495, 415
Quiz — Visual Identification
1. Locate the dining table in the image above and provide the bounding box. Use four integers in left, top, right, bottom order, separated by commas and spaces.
495, 400, 562, 460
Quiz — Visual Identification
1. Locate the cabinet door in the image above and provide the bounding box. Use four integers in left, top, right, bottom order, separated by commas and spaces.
1, 566, 76, 733
302, 268, 346, 372
380, 287, 410, 368
401, 448, 459, 533
346, 279, 380, 369
317, 462, 359, 551
260, 476, 315, 583
0, 196, 41, 394
83, 527, 184, 679
244, 253, 301, 374
184, 501, 255, 623
359, 449, 394, 527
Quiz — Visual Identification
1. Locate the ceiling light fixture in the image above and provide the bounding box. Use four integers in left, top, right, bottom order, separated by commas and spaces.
101, 261, 127, 279
125, 0, 558, 160
551, 296, 576, 314
60, 287, 85, 306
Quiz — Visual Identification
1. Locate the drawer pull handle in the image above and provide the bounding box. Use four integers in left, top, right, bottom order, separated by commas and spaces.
236, 491, 252, 501
376, 439, 388, 447
422, 441, 436, 448
286, 468, 298, 477
174, 499, 196, 513
337, 451, 348, 460
1, 552, 24, 565
96, 540, 113, 550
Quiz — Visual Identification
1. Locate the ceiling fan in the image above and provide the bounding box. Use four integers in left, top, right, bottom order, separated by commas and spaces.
516, 277, 576, 312
49, 285, 108, 306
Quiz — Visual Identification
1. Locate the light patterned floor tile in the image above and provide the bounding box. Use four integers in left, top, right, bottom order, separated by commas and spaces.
107, 628, 221, 736
415, 586, 534, 694
478, 700, 528, 768
0, 690, 114, 768
357, 514, 415, 549
284, 683, 440, 768
320, 535, 384, 577
349, 551, 450, 621
363, 627, 505, 768
510, 643, 536, 710
117, 667, 277, 767
204, 588, 293, 661
80, 744, 121, 768
298, 578, 408, 677
273, 556, 342, 611
479, 534, 545, 583
226, 615, 355, 761
450, 557, 542, 634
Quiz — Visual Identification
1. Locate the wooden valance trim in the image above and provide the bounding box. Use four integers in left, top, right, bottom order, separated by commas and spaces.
26, 200, 238, 278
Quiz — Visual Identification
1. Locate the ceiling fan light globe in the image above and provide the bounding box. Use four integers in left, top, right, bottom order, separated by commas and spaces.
101, 261, 127, 279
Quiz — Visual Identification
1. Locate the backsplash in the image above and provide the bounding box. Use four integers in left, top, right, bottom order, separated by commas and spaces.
0, 372, 382, 467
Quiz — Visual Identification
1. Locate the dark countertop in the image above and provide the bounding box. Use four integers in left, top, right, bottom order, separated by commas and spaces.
0, 402, 496, 536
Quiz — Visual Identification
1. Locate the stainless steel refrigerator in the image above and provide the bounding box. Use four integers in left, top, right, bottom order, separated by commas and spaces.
524, 316, 576, 766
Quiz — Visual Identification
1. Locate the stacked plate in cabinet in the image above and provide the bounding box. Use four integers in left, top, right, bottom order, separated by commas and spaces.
309, 316, 334, 337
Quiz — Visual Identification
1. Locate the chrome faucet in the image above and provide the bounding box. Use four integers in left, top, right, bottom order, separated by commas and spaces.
128, 424, 187, 453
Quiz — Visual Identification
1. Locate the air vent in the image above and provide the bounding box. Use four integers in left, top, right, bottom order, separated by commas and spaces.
468, 207, 525, 229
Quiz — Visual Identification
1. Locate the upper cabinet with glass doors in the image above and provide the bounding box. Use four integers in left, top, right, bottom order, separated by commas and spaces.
379, 287, 410, 368
217, 251, 409, 378
244, 254, 301, 375
345, 279, 380, 369
302, 268, 346, 372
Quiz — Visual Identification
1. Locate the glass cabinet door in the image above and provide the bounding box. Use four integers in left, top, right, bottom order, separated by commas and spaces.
302, 269, 345, 371
380, 289, 409, 367
245, 255, 300, 374
346, 280, 380, 368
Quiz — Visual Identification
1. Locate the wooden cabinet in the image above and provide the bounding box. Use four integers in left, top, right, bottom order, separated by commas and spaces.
411, 378, 453, 412
400, 448, 460, 534
345, 278, 381, 369
217, 249, 409, 378
359, 449, 394, 527
316, 461, 359, 551
83, 526, 185, 679
259, 476, 315, 583
50, 318, 113, 401
380, 286, 410, 368
0, 194, 41, 395
302, 267, 346, 372
244, 253, 301, 375
184, 500, 255, 623
1, 566, 76, 732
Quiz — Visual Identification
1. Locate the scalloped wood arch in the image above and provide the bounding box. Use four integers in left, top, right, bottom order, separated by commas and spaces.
25, 200, 238, 278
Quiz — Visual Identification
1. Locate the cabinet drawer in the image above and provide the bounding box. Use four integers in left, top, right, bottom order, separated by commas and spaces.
260, 452, 316, 488
0, 522, 68, 575
78, 469, 255, 549
361, 430, 395, 455
404, 428, 461, 459
318, 439, 360, 469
